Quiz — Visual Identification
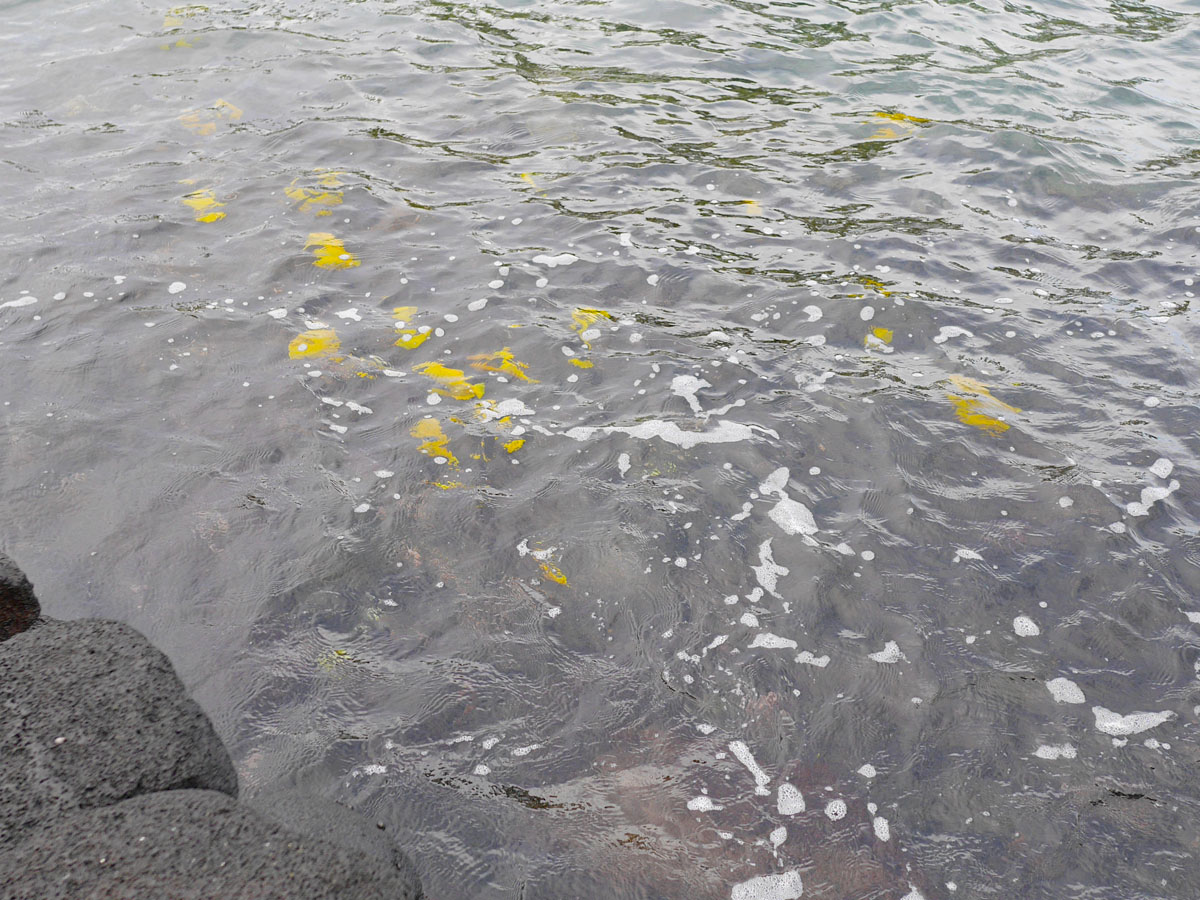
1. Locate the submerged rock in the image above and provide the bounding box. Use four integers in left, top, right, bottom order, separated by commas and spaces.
0, 789, 423, 900
0, 552, 38, 641
0, 618, 237, 849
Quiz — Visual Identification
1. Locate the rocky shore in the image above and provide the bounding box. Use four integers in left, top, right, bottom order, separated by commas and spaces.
0, 551, 423, 899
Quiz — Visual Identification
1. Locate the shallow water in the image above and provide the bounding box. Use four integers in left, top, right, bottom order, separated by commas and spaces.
3, 0, 1200, 897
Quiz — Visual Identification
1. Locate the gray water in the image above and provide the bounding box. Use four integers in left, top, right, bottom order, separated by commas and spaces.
3, 0, 1200, 897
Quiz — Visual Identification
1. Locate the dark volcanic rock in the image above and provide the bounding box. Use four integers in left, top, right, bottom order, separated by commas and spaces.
248, 787, 423, 896
0, 618, 238, 849
0, 789, 424, 900
0, 552, 38, 641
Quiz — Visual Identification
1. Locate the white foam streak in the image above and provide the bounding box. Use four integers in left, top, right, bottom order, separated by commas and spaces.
730, 871, 803, 900
728, 740, 770, 795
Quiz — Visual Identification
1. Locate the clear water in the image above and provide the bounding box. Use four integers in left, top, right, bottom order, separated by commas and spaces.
3, 1, 1200, 897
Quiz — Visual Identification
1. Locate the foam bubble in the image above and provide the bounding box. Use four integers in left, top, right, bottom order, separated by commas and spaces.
933, 325, 973, 344
769, 497, 817, 537
749, 633, 798, 650
563, 419, 776, 449
728, 740, 770, 795
794, 651, 830, 667
1013, 615, 1039, 637
1046, 677, 1085, 704
824, 799, 846, 820
869, 641, 904, 664
532, 252, 578, 268
730, 870, 803, 900
777, 783, 805, 815
1092, 706, 1174, 736
751, 539, 789, 596
1149, 457, 1174, 479
1034, 743, 1077, 760
1126, 479, 1179, 516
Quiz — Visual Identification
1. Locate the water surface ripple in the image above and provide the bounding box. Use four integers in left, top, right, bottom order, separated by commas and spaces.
3, 1, 1200, 897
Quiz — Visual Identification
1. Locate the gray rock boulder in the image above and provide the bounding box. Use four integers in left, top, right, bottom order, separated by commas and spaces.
0, 552, 38, 641
0, 618, 238, 848
0, 788, 423, 900
247, 787, 423, 896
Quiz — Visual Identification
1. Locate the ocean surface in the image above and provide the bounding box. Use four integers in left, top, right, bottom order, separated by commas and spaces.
3, 1, 1200, 897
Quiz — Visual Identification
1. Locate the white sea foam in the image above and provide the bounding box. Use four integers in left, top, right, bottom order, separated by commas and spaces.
1013, 615, 1040, 637
1149, 457, 1174, 479
531, 252, 577, 267
749, 633, 797, 650
794, 651, 830, 667
730, 870, 803, 900
728, 740, 770, 795
769, 497, 817, 537
760, 467, 789, 497
1126, 479, 1179, 516
479, 399, 535, 420
1046, 677, 1085, 704
777, 782, 805, 815
617, 452, 631, 476
672, 375, 709, 415
933, 325, 973, 344
1092, 706, 1174, 736
1034, 743, 1077, 760
751, 539, 789, 596
563, 419, 776, 449
869, 641, 904, 664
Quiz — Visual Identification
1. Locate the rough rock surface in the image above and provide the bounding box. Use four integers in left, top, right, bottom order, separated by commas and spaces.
0, 618, 238, 849
248, 786, 423, 895
0, 789, 423, 900
0, 551, 38, 641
